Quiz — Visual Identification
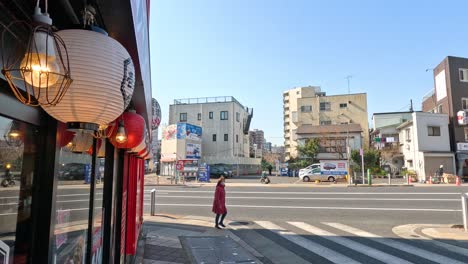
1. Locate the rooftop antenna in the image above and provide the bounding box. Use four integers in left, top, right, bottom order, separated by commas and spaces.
409, 99, 414, 112
345, 75, 353, 94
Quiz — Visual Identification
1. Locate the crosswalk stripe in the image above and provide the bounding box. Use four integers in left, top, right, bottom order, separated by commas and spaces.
288, 222, 412, 264
255, 221, 361, 264
324, 222, 466, 264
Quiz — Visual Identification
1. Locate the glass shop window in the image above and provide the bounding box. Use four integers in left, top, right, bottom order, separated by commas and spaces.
52, 128, 93, 263
0, 116, 38, 263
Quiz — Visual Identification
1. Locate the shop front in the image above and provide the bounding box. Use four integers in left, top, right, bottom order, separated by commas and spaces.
0, 0, 152, 263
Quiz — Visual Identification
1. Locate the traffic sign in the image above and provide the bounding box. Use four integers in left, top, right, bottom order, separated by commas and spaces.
176, 160, 184, 171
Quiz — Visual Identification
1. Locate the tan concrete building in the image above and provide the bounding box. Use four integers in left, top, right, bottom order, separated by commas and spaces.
283, 86, 369, 160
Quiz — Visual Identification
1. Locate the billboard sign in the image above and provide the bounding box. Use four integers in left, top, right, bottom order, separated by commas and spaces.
177, 123, 202, 141
320, 160, 348, 175
186, 143, 201, 159
162, 125, 177, 141
457, 142, 468, 152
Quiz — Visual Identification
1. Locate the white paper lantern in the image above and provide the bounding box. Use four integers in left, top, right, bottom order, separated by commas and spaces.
41, 29, 135, 130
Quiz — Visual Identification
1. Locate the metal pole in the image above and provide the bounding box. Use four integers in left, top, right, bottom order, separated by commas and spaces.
462, 193, 468, 231
388, 173, 391, 185
150, 189, 156, 216
361, 151, 365, 184
406, 173, 410, 185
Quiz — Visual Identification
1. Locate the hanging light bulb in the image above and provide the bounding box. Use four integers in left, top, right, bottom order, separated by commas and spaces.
20, 6, 61, 88
115, 120, 127, 143
8, 130, 20, 138
1, 1, 72, 106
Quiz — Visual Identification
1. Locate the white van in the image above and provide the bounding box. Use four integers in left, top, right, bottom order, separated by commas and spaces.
299, 163, 320, 176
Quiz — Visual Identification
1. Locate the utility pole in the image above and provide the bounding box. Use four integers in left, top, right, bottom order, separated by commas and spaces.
345, 75, 352, 184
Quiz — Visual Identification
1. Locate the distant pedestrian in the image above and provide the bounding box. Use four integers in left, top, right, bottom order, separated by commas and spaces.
267, 164, 272, 176
437, 165, 444, 177
212, 176, 227, 229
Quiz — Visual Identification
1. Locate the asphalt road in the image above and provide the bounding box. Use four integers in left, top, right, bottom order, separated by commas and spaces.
146, 185, 468, 237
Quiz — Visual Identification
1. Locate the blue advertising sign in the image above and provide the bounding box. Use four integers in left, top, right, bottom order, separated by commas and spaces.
177, 123, 202, 141
84, 164, 91, 184
186, 143, 201, 159
198, 164, 210, 182
280, 168, 289, 176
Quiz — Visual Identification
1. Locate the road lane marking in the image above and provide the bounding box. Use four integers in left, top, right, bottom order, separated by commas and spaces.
0, 213, 16, 216
0, 202, 18, 206
255, 221, 361, 264
146, 203, 461, 212
151, 195, 459, 201
57, 199, 102, 203
147, 190, 461, 195
56, 193, 103, 197
324, 222, 466, 264
288, 222, 412, 264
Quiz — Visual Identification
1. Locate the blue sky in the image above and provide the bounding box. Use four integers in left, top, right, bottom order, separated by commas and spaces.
149, 0, 468, 145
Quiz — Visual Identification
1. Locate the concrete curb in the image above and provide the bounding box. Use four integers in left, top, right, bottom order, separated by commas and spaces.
347, 184, 414, 187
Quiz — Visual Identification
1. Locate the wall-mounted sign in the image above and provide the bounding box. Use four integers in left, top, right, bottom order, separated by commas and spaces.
457, 110, 467, 125
177, 123, 202, 141
186, 143, 201, 159
162, 125, 177, 141
457, 142, 468, 152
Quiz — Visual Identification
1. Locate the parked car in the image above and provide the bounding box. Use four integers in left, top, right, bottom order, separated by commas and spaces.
299, 163, 320, 177
209, 165, 232, 178
58, 163, 87, 181
299, 168, 343, 183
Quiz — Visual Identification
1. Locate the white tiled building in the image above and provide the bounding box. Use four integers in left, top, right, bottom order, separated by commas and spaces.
168, 96, 260, 174
397, 112, 456, 182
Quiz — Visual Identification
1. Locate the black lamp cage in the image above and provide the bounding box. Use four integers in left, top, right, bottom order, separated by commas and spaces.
4, 121, 23, 147
1, 20, 72, 106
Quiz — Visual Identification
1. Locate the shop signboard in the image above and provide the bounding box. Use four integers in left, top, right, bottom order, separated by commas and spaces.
177, 123, 202, 141
457, 142, 468, 152
320, 160, 348, 175
151, 98, 161, 130
186, 143, 201, 159
177, 159, 199, 172
458, 110, 468, 125
198, 164, 210, 182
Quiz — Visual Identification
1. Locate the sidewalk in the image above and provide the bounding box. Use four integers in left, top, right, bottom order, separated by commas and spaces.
138, 214, 265, 264
144, 174, 468, 188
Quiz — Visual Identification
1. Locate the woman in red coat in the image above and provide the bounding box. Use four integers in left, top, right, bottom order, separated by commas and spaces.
212, 176, 227, 229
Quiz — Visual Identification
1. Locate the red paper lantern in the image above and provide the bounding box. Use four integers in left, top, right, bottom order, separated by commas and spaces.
109, 111, 145, 149
138, 148, 148, 158
57, 122, 75, 148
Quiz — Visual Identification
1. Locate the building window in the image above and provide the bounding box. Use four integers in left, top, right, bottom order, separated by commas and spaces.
460, 68, 468, 82
320, 120, 332, 125
224, 134, 228, 141
320, 102, 331, 111
213, 134, 217, 141
438, 105, 443, 113
220, 111, 228, 120
180, 113, 187, 122
405, 128, 411, 141
300, 105, 312, 112
407, 160, 413, 168
209, 112, 213, 119
197, 113, 201, 120
236, 112, 240, 122
236, 134, 239, 143
340, 103, 348, 108
462, 98, 468, 110
428, 126, 441, 136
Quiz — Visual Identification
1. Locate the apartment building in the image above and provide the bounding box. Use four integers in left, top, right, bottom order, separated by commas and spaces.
422, 56, 468, 179
283, 86, 369, 160
168, 96, 260, 173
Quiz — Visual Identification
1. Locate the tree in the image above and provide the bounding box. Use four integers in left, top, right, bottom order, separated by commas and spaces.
296, 138, 320, 163
351, 148, 380, 171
